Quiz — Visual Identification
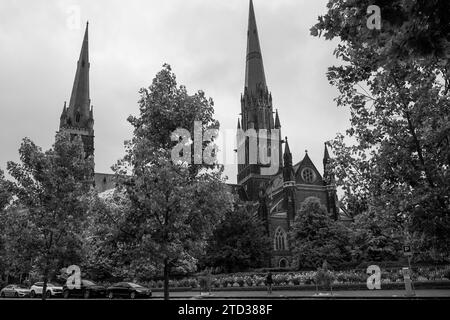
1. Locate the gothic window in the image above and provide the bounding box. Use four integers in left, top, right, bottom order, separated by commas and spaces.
279, 258, 288, 268
301, 168, 315, 183
274, 227, 287, 251
81, 60, 85, 67
76, 112, 81, 123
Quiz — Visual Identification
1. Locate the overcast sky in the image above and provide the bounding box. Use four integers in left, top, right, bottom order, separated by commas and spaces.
0, 0, 350, 183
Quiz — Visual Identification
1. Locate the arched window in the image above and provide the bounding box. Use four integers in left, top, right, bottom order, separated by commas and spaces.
274, 227, 287, 251
279, 258, 289, 268
76, 112, 81, 123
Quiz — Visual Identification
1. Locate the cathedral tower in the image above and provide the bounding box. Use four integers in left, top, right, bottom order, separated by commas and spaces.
59, 22, 94, 161
237, 0, 282, 200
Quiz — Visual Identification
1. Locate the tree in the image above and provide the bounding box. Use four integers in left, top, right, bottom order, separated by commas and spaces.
202, 201, 271, 273
6, 133, 94, 299
350, 207, 403, 265
112, 64, 232, 300
0, 205, 36, 285
0, 169, 11, 212
312, 1, 450, 257
290, 197, 351, 269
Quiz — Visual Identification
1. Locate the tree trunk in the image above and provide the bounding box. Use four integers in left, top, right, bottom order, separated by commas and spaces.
42, 261, 49, 301
42, 275, 48, 301
163, 259, 170, 300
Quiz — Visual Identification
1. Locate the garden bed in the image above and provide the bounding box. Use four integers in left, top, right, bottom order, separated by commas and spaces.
149, 280, 450, 292
144, 265, 450, 291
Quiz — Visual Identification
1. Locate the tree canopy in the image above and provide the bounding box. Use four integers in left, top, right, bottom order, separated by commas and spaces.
290, 197, 351, 269
5, 133, 94, 298
202, 201, 271, 273
105, 64, 232, 299
312, 0, 450, 258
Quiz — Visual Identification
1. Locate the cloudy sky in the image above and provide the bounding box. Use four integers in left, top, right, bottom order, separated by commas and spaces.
0, 0, 349, 183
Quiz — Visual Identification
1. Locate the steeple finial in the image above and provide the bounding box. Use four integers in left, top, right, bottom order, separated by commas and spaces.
245, 0, 266, 95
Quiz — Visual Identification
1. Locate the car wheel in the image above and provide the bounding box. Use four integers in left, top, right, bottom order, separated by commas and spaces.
30, 291, 36, 298
14, 292, 19, 298
46, 291, 52, 299
63, 290, 70, 299
83, 290, 90, 299
129, 291, 136, 299
108, 291, 114, 300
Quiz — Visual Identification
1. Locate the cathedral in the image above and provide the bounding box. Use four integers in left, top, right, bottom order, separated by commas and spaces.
57, 1, 338, 269
234, 0, 338, 268
57, 22, 114, 193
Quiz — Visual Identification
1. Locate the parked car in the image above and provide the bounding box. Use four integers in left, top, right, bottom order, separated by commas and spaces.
106, 282, 152, 299
62, 279, 106, 299
0, 284, 31, 298
30, 282, 63, 298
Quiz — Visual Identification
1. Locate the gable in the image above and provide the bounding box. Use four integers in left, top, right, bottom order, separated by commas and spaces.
295, 154, 324, 186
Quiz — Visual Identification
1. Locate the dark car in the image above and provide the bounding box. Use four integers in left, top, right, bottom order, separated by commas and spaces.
63, 280, 106, 299
106, 282, 152, 299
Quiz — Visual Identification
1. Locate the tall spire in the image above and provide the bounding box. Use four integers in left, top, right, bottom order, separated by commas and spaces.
68, 22, 90, 123
59, 22, 95, 160
245, 0, 266, 95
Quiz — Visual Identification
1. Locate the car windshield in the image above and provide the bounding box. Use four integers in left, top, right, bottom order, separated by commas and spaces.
82, 280, 96, 286
17, 284, 28, 288
128, 283, 143, 288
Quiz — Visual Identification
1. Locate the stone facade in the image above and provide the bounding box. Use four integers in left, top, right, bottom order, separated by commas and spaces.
236, 1, 338, 268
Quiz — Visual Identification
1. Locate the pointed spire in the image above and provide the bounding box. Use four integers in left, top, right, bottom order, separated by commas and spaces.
68, 21, 90, 123
245, 0, 266, 95
323, 142, 334, 184
274, 109, 281, 128
60, 101, 67, 121
283, 136, 292, 166
237, 118, 241, 129
324, 142, 330, 159
283, 137, 294, 182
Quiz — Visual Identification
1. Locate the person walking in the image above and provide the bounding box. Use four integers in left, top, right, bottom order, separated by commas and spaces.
266, 272, 273, 294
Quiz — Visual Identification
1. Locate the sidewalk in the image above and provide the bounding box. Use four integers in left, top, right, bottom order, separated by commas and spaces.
152, 289, 450, 299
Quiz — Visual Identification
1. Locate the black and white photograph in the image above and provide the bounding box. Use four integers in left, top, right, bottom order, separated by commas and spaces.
0, 0, 449, 317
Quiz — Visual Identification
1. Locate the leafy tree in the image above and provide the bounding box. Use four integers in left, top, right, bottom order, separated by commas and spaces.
112, 64, 232, 299
202, 201, 271, 273
6, 133, 94, 299
350, 207, 403, 265
0, 169, 11, 212
290, 197, 351, 269
312, 0, 450, 256
0, 206, 36, 284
